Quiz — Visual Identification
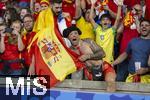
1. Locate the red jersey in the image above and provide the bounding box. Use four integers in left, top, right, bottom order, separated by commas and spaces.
107, 0, 119, 24
120, 27, 139, 54
145, 0, 150, 20
62, 0, 76, 19
124, 0, 140, 8
22, 32, 36, 66
0, 2, 6, 16
33, 13, 39, 21
0, 2, 5, 9
0, 36, 21, 70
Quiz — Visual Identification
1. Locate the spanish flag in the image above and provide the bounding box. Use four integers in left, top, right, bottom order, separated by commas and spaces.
123, 11, 134, 27
96, 0, 109, 13
28, 8, 84, 87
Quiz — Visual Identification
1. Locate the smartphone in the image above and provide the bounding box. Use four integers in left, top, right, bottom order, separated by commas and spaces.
4, 27, 13, 33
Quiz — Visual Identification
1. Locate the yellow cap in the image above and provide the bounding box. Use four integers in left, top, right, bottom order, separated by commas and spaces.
40, 0, 50, 6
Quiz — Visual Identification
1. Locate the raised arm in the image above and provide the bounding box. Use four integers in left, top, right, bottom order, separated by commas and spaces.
134, 15, 140, 33
116, 22, 124, 41
17, 33, 25, 51
113, 0, 123, 29
75, 0, 82, 19
103, 5, 117, 19
12, 30, 25, 51
89, 0, 97, 28
0, 34, 5, 53
80, 0, 86, 13
30, 0, 35, 13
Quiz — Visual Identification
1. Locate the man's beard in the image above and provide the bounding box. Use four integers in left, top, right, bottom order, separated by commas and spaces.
52, 9, 61, 16
141, 32, 149, 37
27, 28, 33, 32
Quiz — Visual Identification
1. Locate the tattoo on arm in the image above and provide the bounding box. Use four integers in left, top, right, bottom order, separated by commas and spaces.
84, 39, 105, 60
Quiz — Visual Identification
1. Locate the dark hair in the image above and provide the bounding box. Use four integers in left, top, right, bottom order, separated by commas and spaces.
52, 0, 62, 4
0, 23, 7, 27
100, 13, 112, 21
22, 14, 34, 22
20, 7, 31, 14
63, 26, 82, 38
140, 19, 150, 25
4, 7, 20, 27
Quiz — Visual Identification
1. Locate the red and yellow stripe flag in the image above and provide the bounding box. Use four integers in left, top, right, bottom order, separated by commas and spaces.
95, 0, 109, 12
28, 8, 84, 87
123, 11, 134, 27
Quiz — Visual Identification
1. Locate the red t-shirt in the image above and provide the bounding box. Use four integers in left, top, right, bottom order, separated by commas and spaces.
22, 32, 36, 66
0, 2, 5, 9
85, 0, 91, 9
108, 0, 118, 13
145, 0, 150, 20
0, 2, 5, 16
119, 27, 139, 54
124, 0, 140, 8
107, 0, 120, 24
0, 36, 21, 70
33, 13, 39, 21
62, 0, 76, 19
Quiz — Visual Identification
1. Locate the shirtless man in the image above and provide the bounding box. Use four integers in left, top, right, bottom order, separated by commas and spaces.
63, 25, 116, 92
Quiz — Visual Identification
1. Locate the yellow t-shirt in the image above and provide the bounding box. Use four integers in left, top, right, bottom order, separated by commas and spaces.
95, 25, 116, 64
76, 17, 95, 40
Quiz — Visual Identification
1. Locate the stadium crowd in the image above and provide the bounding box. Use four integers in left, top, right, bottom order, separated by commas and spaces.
0, 0, 150, 92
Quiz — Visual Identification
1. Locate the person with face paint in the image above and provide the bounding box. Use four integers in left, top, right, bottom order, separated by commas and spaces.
89, 0, 123, 64
113, 19, 150, 83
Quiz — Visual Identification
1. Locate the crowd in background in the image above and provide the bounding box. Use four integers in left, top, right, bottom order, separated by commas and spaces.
0, 0, 150, 87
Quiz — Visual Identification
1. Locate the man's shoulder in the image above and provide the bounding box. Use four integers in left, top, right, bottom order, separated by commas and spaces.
82, 38, 96, 47
130, 37, 139, 42
129, 38, 150, 45
82, 38, 94, 43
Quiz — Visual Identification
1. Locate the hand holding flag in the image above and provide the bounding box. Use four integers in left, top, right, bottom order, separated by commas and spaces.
28, 8, 85, 87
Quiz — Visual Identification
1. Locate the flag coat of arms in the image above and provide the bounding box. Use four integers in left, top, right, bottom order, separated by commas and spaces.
28, 8, 84, 87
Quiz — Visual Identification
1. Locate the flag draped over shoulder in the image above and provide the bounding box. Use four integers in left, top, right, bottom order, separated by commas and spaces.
28, 8, 84, 87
